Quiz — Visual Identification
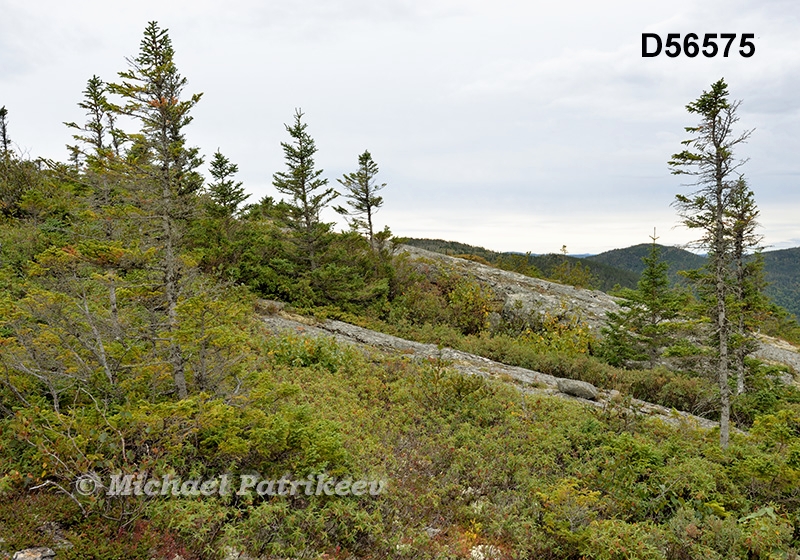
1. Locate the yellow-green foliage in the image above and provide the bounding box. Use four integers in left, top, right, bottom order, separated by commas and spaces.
7, 220, 795, 556
387, 258, 495, 335
2, 330, 800, 558
518, 311, 593, 354
580, 519, 665, 560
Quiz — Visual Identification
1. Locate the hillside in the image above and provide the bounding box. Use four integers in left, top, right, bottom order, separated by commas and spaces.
586, 243, 707, 285
762, 247, 800, 319
589, 244, 800, 319
395, 245, 800, 372
260, 302, 720, 429
3, 207, 800, 558
405, 237, 800, 321
404, 237, 640, 292
3, 22, 800, 559
398, 244, 620, 333
401, 237, 502, 262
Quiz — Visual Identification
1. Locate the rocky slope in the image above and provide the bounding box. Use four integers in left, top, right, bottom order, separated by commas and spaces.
260, 308, 719, 430
398, 244, 620, 334
398, 244, 799, 377
258, 244, 797, 437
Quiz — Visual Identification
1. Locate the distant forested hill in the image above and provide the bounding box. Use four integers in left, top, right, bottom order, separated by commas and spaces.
403, 238, 639, 292
588, 244, 800, 319
762, 247, 800, 319
528, 253, 639, 291
586, 244, 706, 286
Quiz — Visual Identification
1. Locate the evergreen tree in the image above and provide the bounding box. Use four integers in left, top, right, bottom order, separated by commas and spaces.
272, 109, 336, 270
65, 76, 124, 170
335, 150, 385, 245
669, 78, 752, 448
0, 106, 10, 157
551, 245, 598, 289
636, 234, 683, 367
108, 21, 204, 399
600, 232, 684, 368
207, 150, 249, 217
727, 176, 766, 395
194, 150, 250, 273
65, 75, 129, 239
0, 151, 38, 220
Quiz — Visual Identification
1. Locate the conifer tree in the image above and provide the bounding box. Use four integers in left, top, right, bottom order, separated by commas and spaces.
65, 76, 123, 170
272, 109, 336, 269
207, 150, 249, 217
727, 176, 766, 395
600, 233, 683, 368
635, 234, 684, 367
335, 150, 385, 245
0, 106, 10, 157
669, 78, 752, 448
551, 245, 598, 289
65, 75, 129, 240
108, 21, 204, 399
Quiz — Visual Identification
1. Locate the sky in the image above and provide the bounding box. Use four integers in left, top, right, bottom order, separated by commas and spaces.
2, 0, 799, 255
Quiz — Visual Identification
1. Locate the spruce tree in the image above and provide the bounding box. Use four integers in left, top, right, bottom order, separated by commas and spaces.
0, 106, 10, 157
635, 235, 685, 367
727, 176, 766, 395
669, 78, 752, 448
108, 21, 203, 399
600, 233, 683, 368
272, 109, 336, 270
335, 150, 386, 245
65, 75, 129, 240
207, 150, 249, 217
65, 76, 124, 170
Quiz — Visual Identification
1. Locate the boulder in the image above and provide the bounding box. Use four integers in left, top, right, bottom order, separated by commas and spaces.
470, 544, 503, 560
12, 549, 55, 560
556, 378, 598, 400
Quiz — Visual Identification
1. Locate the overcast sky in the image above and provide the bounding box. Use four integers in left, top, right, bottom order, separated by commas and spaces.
2, 0, 799, 254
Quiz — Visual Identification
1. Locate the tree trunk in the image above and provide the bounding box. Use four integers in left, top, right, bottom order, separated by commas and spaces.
717, 284, 730, 449
715, 174, 730, 449
109, 273, 121, 336
735, 315, 746, 396
367, 207, 374, 248
734, 239, 747, 396
80, 293, 116, 387
163, 199, 188, 399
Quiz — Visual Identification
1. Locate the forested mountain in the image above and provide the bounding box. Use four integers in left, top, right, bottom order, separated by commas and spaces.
761, 247, 800, 319
589, 244, 800, 319
530, 252, 639, 291
586, 243, 707, 285
400, 237, 504, 261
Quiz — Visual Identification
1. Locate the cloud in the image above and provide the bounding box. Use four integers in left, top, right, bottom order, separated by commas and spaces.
2, 0, 798, 253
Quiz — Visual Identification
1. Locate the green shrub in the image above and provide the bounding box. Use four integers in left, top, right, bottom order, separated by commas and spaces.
580, 519, 665, 560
